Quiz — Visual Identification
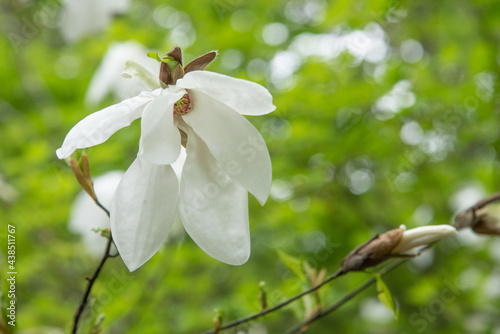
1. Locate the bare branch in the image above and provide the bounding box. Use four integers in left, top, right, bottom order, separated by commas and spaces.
201, 268, 346, 334
72, 231, 115, 333
285, 259, 406, 334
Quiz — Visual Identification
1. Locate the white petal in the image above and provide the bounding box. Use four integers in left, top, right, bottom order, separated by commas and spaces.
391, 225, 457, 255
171, 146, 187, 179
177, 71, 276, 115
182, 91, 272, 205
110, 157, 179, 271
179, 129, 250, 265
56, 90, 161, 159
122, 60, 161, 91
139, 91, 185, 165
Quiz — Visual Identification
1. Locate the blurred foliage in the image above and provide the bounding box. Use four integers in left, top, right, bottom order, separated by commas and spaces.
1, 0, 500, 333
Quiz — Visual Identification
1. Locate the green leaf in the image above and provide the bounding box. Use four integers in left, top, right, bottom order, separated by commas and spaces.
276, 249, 306, 281
373, 273, 399, 319
147, 52, 161, 62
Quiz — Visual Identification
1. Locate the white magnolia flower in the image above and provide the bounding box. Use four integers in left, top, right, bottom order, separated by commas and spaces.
391, 224, 456, 255
57, 47, 275, 271
59, 0, 130, 43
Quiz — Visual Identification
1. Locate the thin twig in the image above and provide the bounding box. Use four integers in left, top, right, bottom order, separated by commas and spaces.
201, 268, 346, 334
72, 200, 114, 333
285, 259, 406, 334
202, 237, 438, 333
472, 192, 500, 210
72, 234, 115, 333
94, 198, 110, 216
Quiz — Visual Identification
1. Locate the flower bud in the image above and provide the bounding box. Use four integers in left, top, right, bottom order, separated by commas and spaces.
470, 206, 500, 235
341, 224, 456, 273
69, 153, 96, 201
341, 228, 404, 272
454, 201, 500, 236
390, 225, 456, 255
212, 308, 224, 334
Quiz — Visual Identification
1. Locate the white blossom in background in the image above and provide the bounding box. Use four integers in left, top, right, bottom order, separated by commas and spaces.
449, 183, 485, 213
57, 48, 275, 271
0, 174, 18, 205
69, 171, 124, 258
359, 298, 394, 324
409, 248, 435, 271
85, 41, 159, 106
284, 0, 327, 25
58, 0, 129, 43
373, 80, 416, 120
271, 22, 390, 88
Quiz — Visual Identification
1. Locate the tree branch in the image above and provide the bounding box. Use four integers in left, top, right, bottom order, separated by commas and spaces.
285, 259, 406, 334
71, 201, 115, 334
202, 268, 347, 334
202, 237, 439, 333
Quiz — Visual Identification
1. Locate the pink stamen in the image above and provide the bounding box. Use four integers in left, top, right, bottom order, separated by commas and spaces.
173, 94, 192, 116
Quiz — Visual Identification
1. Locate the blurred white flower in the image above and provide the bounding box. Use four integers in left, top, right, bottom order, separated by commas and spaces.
69, 171, 123, 257
57, 48, 275, 271
85, 41, 159, 106
59, 0, 130, 43
373, 80, 416, 120
0, 173, 18, 205
449, 183, 485, 213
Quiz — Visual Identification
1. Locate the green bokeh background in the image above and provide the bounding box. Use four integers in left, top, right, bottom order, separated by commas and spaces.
1, 0, 500, 333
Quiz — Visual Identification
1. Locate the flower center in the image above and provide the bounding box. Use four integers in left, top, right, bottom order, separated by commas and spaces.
173, 94, 192, 116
